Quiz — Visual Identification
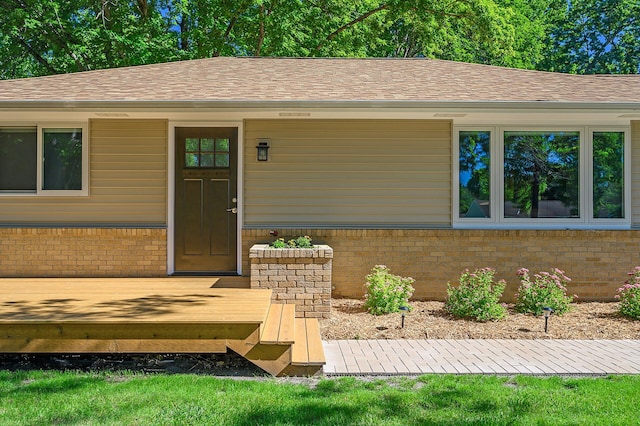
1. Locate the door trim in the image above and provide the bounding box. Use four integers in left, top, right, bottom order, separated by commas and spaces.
168, 121, 244, 275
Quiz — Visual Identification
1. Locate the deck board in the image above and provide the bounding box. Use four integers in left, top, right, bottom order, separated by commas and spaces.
0, 278, 271, 354
0, 278, 268, 324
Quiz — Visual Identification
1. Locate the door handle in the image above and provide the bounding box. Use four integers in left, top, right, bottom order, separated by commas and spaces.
226, 207, 238, 214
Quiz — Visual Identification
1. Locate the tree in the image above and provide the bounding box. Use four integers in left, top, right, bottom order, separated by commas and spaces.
0, 0, 179, 79
0, 0, 555, 79
541, 0, 640, 74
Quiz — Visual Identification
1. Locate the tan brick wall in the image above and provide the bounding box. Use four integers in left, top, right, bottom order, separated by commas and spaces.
0, 228, 167, 277
249, 244, 332, 318
243, 229, 640, 302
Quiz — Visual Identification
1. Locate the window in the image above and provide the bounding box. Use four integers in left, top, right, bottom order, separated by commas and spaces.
592, 131, 625, 219
455, 127, 629, 228
0, 128, 37, 192
0, 125, 87, 196
185, 137, 230, 168
458, 130, 491, 218
504, 131, 580, 219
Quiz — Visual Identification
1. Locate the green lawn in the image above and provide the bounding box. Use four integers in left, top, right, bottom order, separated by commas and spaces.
1, 372, 639, 425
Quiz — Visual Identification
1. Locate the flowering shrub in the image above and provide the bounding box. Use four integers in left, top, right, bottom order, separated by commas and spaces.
444, 268, 507, 321
515, 268, 573, 316
616, 267, 640, 320
364, 265, 415, 315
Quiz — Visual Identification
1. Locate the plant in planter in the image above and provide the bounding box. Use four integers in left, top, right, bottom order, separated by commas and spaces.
364, 265, 415, 315
269, 235, 313, 248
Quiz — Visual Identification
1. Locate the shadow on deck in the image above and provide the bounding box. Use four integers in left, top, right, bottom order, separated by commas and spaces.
0, 277, 324, 376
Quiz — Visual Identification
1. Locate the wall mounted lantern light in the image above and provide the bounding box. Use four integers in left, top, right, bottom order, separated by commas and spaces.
256, 139, 270, 161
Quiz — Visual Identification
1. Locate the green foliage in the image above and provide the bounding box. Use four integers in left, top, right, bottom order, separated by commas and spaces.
2, 371, 640, 425
617, 267, 640, 319
445, 268, 507, 321
2, 1, 637, 81
0, 0, 561, 80
364, 265, 415, 315
540, 0, 640, 74
269, 235, 313, 249
269, 238, 287, 248
515, 268, 574, 315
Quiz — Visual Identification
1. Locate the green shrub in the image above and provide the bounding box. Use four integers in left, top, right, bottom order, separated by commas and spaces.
270, 238, 287, 248
364, 265, 415, 315
269, 235, 313, 248
515, 268, 573, 316
617, 267, 640, 320
445, 268, 507, 321
289, 235, 313, 248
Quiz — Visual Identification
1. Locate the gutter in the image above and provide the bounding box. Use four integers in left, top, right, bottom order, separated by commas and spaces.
0, 100, 639, 111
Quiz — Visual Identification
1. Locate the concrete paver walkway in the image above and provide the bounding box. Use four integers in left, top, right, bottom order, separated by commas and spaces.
322, 340, 640, 376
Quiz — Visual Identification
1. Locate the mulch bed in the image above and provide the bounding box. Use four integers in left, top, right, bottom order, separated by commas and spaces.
320, 299, 640, 340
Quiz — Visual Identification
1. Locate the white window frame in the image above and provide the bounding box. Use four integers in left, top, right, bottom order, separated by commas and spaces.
453, 125, 631, 229
587, 127, 631, 225
0, 123, 89, 196
453, 126, 498, 226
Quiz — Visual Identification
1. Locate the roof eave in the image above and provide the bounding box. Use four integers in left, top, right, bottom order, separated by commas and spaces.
0, 99, 639, 111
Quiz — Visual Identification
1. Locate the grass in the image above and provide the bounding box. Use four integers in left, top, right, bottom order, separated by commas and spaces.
1, 372, 639, 425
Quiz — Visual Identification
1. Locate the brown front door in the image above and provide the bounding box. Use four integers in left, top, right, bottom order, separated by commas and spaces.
174, 127, 238, 273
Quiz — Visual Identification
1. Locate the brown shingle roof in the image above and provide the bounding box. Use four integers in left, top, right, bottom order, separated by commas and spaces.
0, 57, 639, 105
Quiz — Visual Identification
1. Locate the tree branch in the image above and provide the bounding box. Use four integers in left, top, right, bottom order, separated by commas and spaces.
315, 4, 388, 52
15, 36, 58, 74
255, 4, 265, 56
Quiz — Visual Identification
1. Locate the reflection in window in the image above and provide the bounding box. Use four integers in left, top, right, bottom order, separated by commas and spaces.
0, 128, 37, 191
43, 128, 83, 190
504, 131, 580, 219
593, 132, 624, 218
459, 131, 491, 218
185, 138, 230, 168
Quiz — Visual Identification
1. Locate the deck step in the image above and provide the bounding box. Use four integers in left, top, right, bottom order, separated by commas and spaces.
291, 318, 326, 366
260, 303, 296, 344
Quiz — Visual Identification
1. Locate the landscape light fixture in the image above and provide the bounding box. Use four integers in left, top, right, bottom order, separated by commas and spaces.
543, 307, 554, 333
399, 306, 409, 328
256, 139, 270, 161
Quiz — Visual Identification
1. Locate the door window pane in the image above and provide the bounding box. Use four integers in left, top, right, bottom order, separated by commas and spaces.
215, 154, 230, 168
186, 138, 199, 152
459, 131, 491, 218
43, 128, 83, 190
185, 137, 230, 168
215, 138, 229, 152
201, 154, 215, 167
201, 138, 215, 152
0, 128, 37, 191
593, 131, 624, 218
504, 131, 580, 219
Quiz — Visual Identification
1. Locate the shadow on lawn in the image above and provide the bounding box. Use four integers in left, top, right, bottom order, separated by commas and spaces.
236, 378, 531, 426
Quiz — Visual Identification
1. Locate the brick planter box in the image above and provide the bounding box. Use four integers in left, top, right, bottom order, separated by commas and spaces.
249, 244, 333, 319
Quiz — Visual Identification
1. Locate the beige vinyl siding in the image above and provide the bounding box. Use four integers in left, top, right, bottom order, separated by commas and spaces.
244, 119, 451, 226
0, 119, 167, 224
632, 121, 640, 226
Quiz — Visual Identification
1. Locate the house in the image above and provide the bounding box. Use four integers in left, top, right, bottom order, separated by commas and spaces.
1, 57, 640, 301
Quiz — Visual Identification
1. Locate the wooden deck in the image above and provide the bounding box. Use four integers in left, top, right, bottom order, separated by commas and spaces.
0, 277, 324, 376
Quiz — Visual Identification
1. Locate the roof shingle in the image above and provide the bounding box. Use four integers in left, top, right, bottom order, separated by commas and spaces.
0, 57, 639, 104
